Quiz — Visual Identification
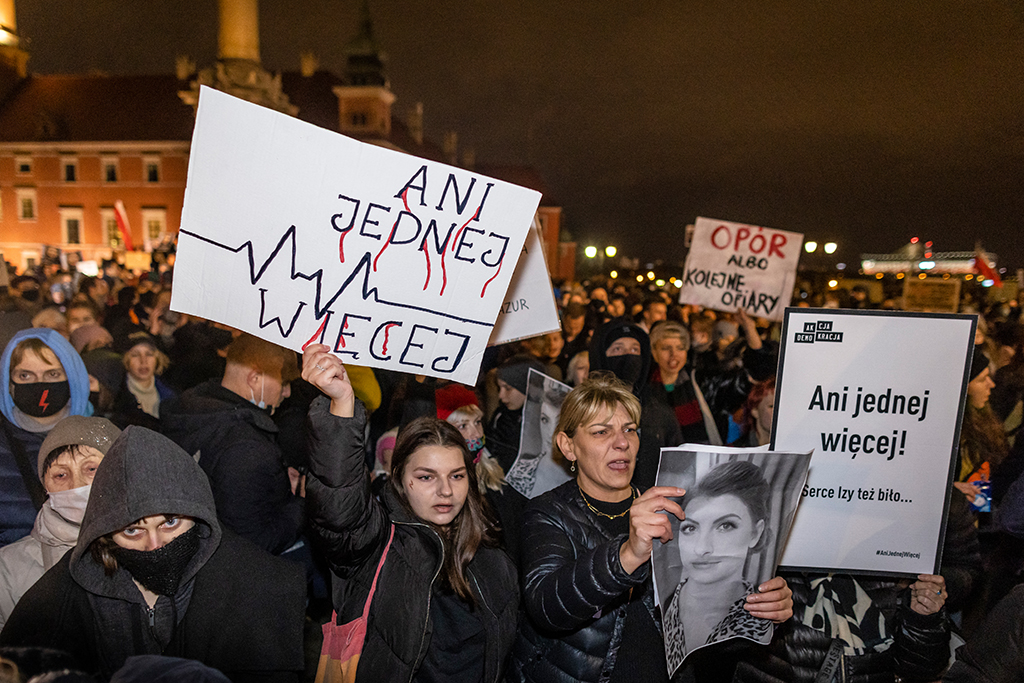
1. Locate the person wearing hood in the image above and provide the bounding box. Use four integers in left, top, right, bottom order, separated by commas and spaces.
0, 425, 305, 682
588, 318, 682, 490
0, 415, 121, 628
485, 354, 547, 473
1, 328, 93, 547
160, 333, 303, 555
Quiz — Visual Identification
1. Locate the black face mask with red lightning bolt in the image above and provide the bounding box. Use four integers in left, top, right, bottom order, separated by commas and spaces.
11, 381, 71, 418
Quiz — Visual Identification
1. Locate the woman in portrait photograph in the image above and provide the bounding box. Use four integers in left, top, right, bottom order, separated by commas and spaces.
505, 374, 570, 498
662, 460, 773, 673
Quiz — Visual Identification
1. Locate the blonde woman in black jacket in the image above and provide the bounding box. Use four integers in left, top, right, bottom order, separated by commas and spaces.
507, 374, 792, 683
302, 345, 519, 683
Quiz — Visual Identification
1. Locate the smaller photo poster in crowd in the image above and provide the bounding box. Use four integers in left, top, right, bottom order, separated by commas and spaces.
678, 217, 803, 322
488, 217, 561, 346
505, 369, 572, 498
771, 308, 976, 575
652, 445, 811, 677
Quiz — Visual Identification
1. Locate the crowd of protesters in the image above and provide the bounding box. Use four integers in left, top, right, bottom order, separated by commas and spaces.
0, 251, 1022, 682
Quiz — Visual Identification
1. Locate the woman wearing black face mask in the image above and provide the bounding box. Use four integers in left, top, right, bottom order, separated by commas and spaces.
0, 328, 93, 547
588, 319, 682, 491
0, 426, 306, 682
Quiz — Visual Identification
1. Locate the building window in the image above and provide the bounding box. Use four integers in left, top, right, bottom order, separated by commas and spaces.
143, 157, 160, 183
102, 157, 118, 182
59, 207, 84, 245
350, 112, 368, 126
16, 188, 36, 220
15, 156, 31, 175
100, 209, 124, 249
141, 208, 167, 248
63, 158, 78, 182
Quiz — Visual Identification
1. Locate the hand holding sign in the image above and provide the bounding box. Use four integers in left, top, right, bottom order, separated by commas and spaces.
302, 343, 354, 418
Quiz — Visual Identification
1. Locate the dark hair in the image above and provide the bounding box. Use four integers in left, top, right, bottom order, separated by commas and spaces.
389, 417, 498, 605
41, 444, 95, 479
685, 460, 771, 552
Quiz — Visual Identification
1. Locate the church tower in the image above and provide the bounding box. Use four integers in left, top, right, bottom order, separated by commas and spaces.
0, 0, 29, 102
333, 0, 395, 141
179, 0, 297, 115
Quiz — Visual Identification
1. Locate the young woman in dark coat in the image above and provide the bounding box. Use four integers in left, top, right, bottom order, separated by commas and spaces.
301, 345, 519, 683
507, 374, 793, 683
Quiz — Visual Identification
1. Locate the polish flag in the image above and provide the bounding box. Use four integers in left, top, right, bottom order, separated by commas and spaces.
974, 245, 1002, 287
114, 200, 134, 251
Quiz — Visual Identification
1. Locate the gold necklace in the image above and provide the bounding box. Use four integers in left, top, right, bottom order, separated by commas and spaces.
578, 485, 638, 520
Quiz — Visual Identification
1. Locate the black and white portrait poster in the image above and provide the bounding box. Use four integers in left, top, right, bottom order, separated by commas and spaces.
505, 369, 572, 498
652, 445, 811, 676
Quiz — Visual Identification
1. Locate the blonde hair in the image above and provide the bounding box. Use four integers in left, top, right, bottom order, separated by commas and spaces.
553, 372, 641, 460
123, 341, 171, 375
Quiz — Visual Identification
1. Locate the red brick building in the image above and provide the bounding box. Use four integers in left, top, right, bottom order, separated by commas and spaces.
0, 0, 567, 279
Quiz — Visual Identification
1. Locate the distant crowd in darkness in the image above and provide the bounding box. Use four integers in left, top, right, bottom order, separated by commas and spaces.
0, 250, 1022, 683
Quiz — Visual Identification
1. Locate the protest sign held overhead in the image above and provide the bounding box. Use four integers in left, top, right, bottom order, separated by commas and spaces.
771, 309, 976, 575
170, 87, 541, 384
902, 277, 962, 313
488, 218, 561, 346
678, 217, 802, 322
652, 445, 811, 676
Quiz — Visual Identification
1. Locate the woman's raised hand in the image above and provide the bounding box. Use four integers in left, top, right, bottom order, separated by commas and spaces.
619, 486, 686, 575
744, 576, 793, 623
302, 344, 355, 418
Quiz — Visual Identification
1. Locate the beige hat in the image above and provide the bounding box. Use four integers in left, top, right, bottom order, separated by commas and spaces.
38, 415, 122, 480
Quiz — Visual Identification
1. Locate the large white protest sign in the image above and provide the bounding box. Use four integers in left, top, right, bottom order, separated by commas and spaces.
678, 217, 802, 322
652, 445, 811, 676
488, 218, 560, 346
771, 309, 976, 575
170, 87, 540, 384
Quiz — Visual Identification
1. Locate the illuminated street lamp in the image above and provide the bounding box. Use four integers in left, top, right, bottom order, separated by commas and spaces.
610, 270, 618, 279
805, 241, 818, 253
604, 246, 617, 258
584, 245, 598, 258
824, 242, 838, 254
646, 271, 655, 280
636, 275, 644, 283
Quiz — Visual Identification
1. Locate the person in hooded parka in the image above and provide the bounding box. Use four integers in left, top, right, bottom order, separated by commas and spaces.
0, 425, 305, 683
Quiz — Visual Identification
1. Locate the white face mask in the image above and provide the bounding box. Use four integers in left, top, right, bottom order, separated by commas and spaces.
249, 374, 267, 410
47, 483, 92, 525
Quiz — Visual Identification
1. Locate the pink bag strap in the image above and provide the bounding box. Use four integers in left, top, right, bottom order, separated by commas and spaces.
361, 523, 395, 620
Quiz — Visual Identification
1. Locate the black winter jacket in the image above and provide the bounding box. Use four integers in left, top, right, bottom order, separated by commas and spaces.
944, 584, 1024, 683
305, 397, 520, 683
506, 480, 656, 683
161, 380, 304, 554
733, 574, 949, 683
0, 425, 305, 682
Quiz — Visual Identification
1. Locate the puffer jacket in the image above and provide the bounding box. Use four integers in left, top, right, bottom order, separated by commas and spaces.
304, 396, 519, 683
733, 574, 950, 683
506, 480, 656, 683
944, 584, 1024, 683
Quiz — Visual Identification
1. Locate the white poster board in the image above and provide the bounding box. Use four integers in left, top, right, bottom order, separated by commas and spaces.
488, 218, 560, 346
171, 87, 540, 384
678, 217, 802, 322
771, 309, 976, 575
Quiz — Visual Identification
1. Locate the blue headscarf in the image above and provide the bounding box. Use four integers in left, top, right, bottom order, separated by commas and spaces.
1, 327, 93, 424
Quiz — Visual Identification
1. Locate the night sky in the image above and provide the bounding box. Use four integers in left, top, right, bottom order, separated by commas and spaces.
15, 0, 1024, 270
